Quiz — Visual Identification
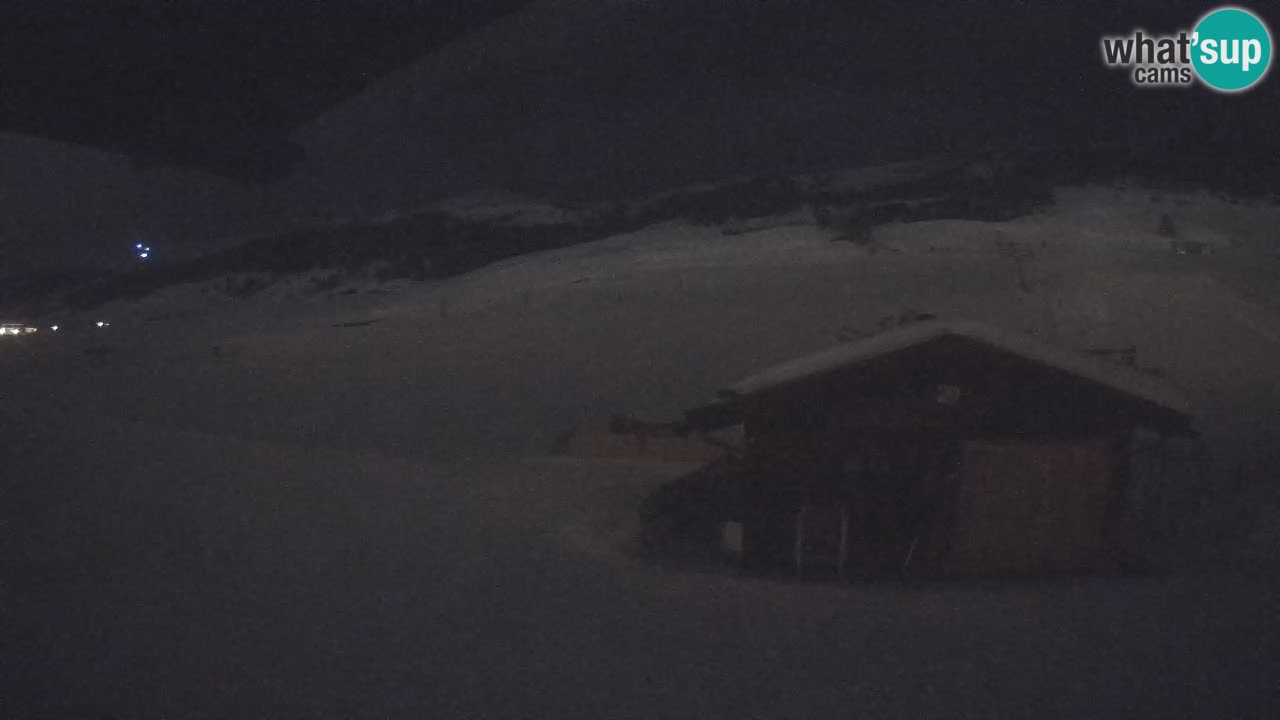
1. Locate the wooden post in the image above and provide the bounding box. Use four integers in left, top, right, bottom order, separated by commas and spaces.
1106, 429, 1136, 571
794, 507, 806, 578
837, 508, 849, 578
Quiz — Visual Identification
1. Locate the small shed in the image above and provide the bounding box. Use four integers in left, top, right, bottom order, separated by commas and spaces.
715, 321, 1194, 578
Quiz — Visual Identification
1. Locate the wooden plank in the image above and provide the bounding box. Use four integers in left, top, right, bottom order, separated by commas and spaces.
947, 441, 1113, 575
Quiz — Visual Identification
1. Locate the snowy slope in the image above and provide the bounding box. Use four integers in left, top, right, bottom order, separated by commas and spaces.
4, 181, 1279, 718
14, 184, 1280, 447
4, 406, 1274, 719
10, 184, 1280, 537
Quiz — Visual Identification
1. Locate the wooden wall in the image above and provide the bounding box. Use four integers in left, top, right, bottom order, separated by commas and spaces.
944, 441, 1116, 575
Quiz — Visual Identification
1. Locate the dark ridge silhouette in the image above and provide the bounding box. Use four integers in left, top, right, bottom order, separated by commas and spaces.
20, 140, 1275, 314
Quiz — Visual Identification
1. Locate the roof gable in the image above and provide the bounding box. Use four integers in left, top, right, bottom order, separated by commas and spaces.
723, 321, 1191, 416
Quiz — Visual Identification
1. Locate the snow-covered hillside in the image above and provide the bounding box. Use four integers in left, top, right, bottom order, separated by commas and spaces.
3, 181, 1278, 718
13, 183, 1280, 449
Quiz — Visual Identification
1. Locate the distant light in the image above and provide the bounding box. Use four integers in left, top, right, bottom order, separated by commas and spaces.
96, 321, 107, 327
50, 325, 59, 331
135, 243, 143, 249
140, 252, 149, 258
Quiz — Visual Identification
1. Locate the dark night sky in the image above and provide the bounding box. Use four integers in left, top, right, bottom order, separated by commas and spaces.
0, 0, 1274, 273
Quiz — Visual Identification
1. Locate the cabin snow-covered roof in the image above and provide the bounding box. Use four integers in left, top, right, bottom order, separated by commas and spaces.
722, 320, 1191, 415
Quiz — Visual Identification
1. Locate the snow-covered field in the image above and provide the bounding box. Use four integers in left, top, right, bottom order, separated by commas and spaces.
3, 185, 1278, 718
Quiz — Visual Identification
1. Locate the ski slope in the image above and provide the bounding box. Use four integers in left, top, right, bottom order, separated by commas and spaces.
2, 184, 1278, 718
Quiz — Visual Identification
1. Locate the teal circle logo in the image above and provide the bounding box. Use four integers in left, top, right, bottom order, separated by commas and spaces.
1192, 7, 1272, 92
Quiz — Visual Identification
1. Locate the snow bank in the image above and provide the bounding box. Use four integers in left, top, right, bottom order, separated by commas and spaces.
5, 179, 1280, 719
1045, 185, 1280, 252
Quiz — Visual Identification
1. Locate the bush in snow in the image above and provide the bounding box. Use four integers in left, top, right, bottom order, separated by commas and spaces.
310, 272, 343, 293
373, 255, 430, 283
221, 273, 270, 299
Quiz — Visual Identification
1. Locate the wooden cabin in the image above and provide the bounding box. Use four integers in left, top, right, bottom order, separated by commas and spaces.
711, 321, 1194, 578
